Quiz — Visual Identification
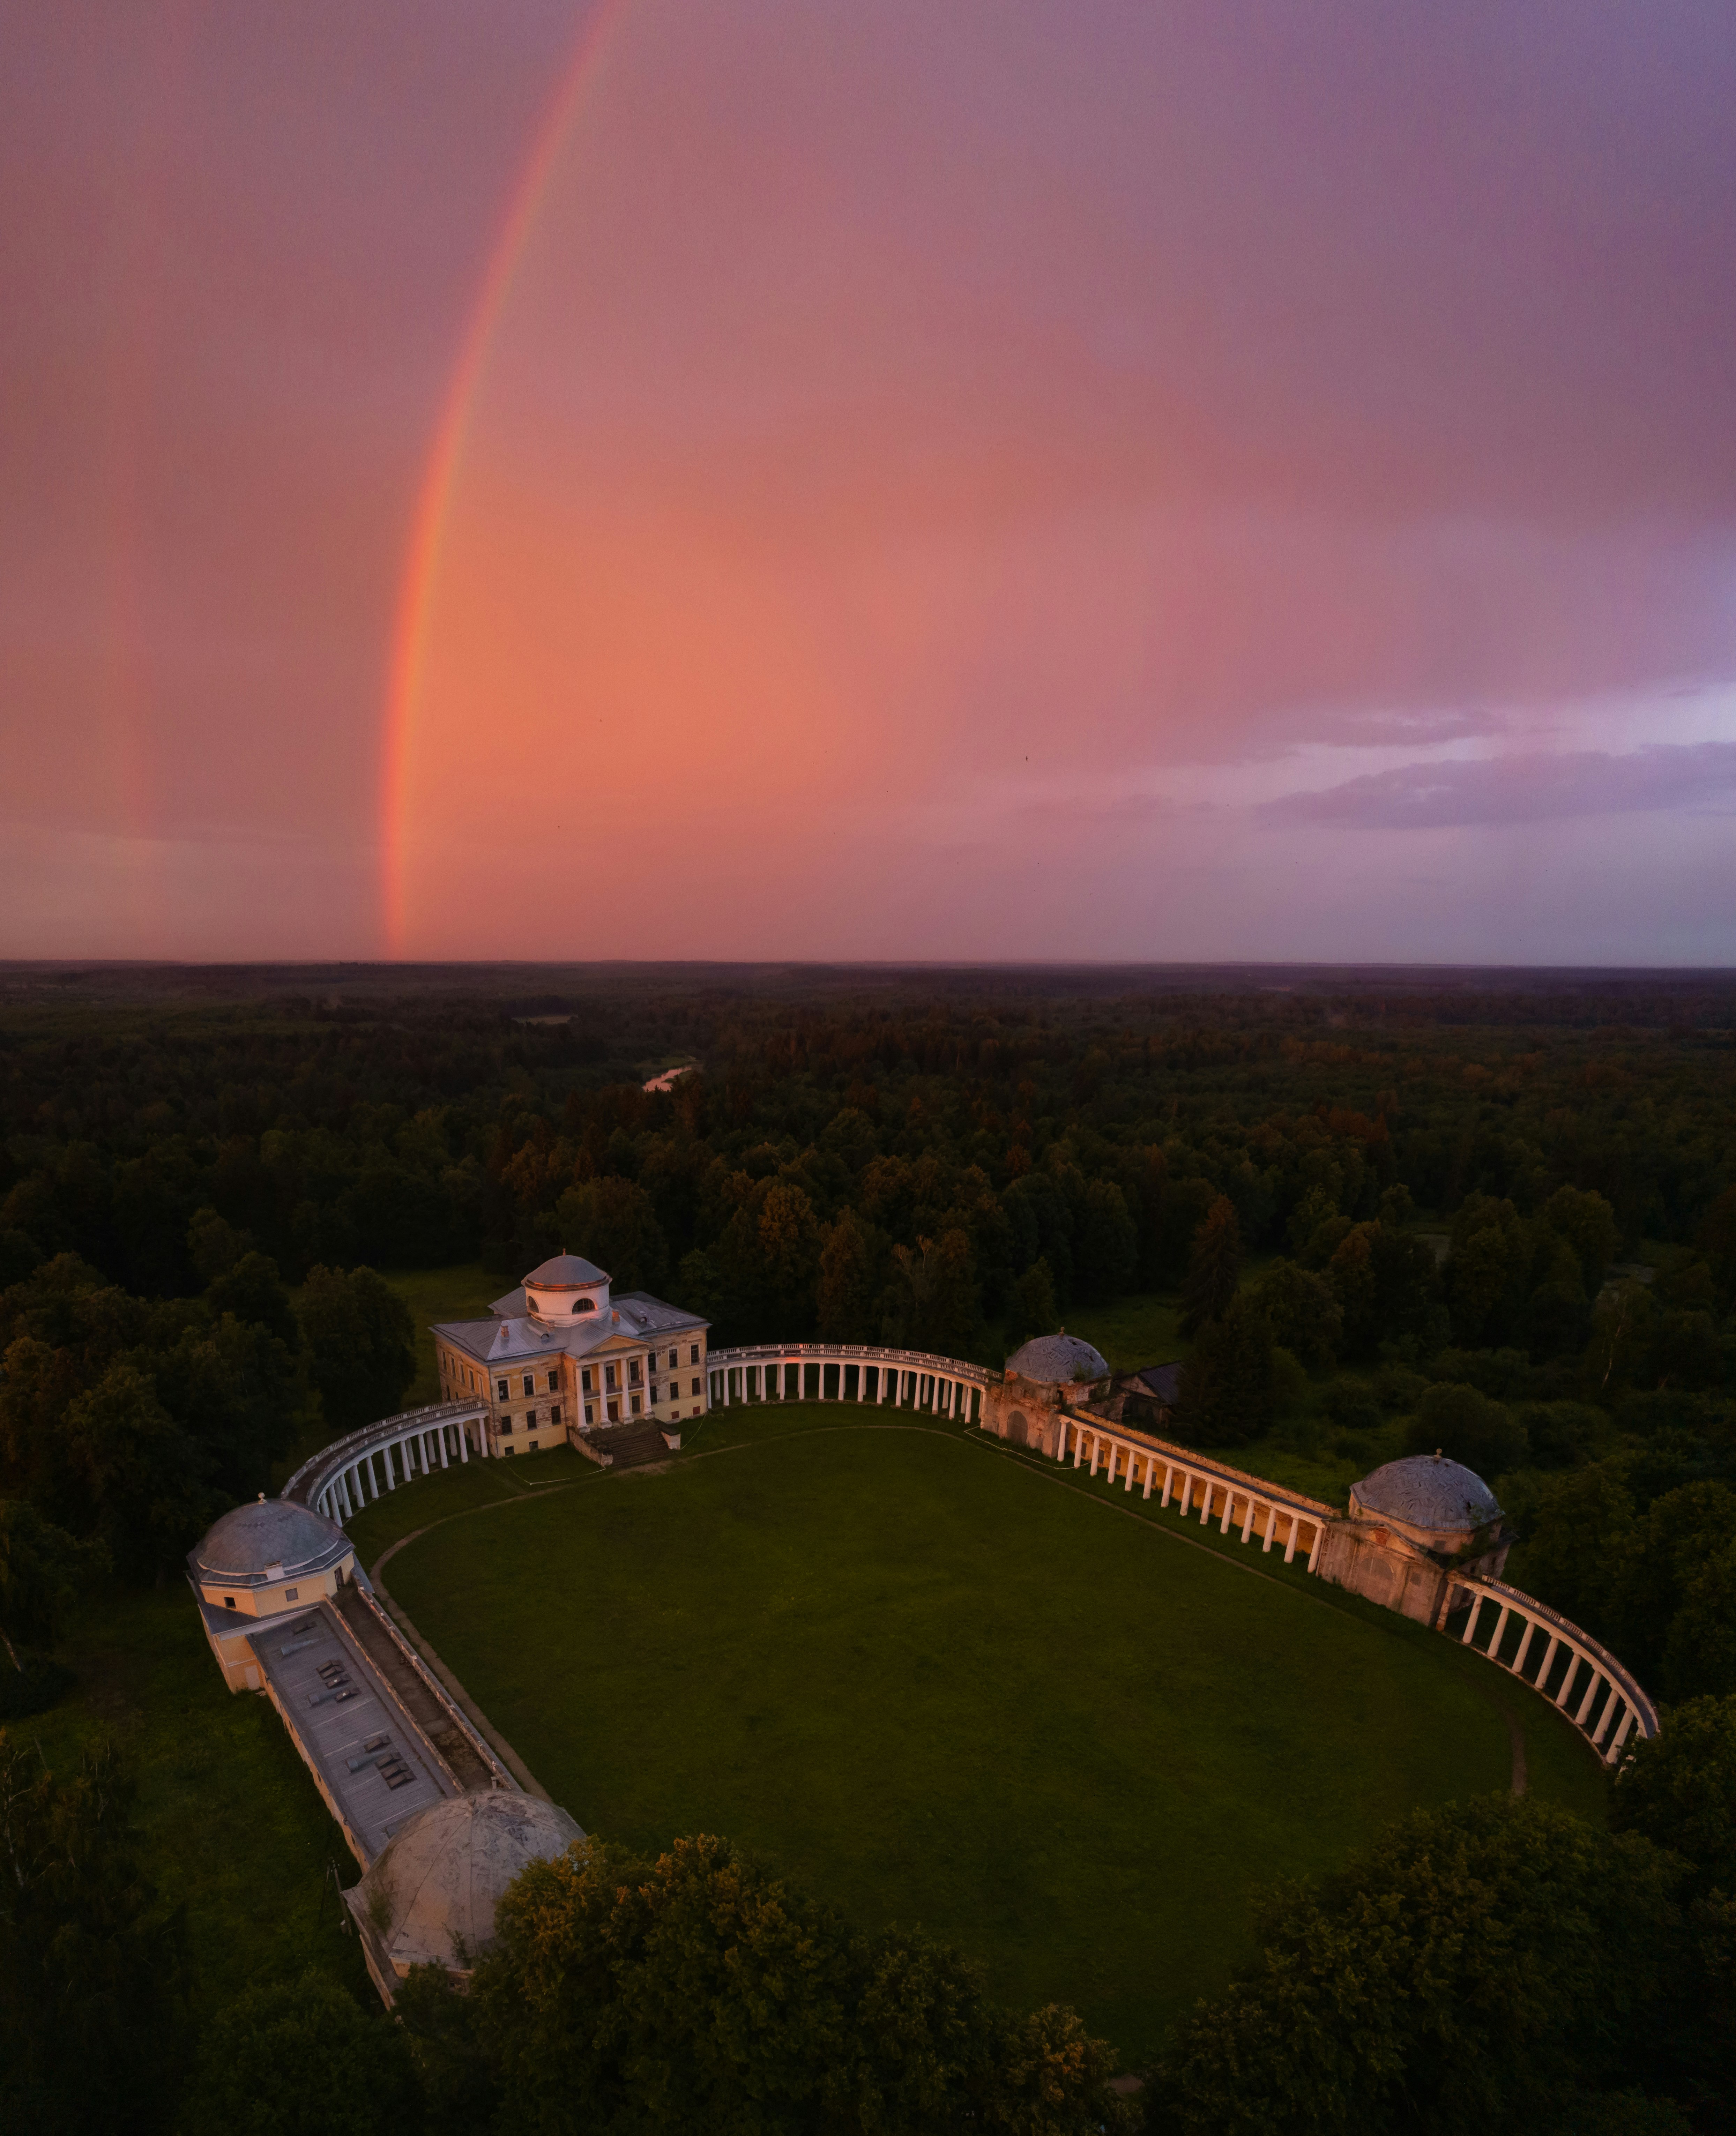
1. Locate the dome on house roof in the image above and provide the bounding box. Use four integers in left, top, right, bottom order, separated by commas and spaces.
1353, 1454, 1502, 1534
524, 1252, 609, 1288
1007, 1332, 1109, 1384
349, 1791, 584, 1977
190, 1496, 350, 1586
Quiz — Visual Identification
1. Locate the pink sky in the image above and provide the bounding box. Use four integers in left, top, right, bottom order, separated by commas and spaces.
4, 1, 1736, 962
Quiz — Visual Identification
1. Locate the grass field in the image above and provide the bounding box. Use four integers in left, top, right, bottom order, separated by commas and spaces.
359, 1401, 1607, 2063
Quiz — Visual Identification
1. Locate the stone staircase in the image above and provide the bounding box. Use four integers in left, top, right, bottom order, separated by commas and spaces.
588, 1420, 672, 1470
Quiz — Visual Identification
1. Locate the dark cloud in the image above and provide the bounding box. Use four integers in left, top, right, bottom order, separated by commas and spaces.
1264, 741, 1736, 830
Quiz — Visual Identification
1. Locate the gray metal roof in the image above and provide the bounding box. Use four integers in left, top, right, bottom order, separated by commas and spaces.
189, 1496, 350, 1585
1007, 1332, 1109, 1384
1354, 1454, 1502, 1532
1134, 1362, 1183, 1403
524, 1252, 610, 1287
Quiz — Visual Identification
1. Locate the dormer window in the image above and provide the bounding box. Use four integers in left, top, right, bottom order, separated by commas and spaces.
572, 1298, 595, 1313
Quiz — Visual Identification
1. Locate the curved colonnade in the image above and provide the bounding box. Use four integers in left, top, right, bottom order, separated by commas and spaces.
286, 1355, 1655, 1770
706, 1341, 991, 1423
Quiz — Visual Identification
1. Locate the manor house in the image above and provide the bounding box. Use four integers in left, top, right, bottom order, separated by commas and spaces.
431, 1252, 710, 1456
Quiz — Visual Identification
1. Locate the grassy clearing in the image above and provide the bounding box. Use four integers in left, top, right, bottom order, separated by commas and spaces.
378, 1261, 500, 1405
375, 1403, 1606, 2063
19, 1587, 372, 2019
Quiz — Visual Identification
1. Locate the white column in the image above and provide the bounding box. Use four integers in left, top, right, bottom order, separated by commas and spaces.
1574, 1669, 1602, 1727
1142, 1456, 1155, 1500
1306, 1522, 1324, 1574
1610, 1707, 1639, 1757
438, 1426, 450, 1470
1123, 1448, 1135, 1493
1219, 1491, 1234, 1535
1240, 1496, 1254, 1543
1261, 1503, 1277, 1552
1283, 1514, 1299, 1565
1460, 1594, 1482, 1645
1089, 1436, 1101, 1477
336, 1468, 351, 1518
1056, 1420, 1070, 1462
1555, 1650, 1585, 1709
1160, 1465, 1174, 1508
1489, 1605, 1512, 1663
458, 1420, 468, 1463
1199, 1481, 1212, 1526
1073, 1429, 1083, 1469
1592, 1693, 1621, 1749
1512, 1617, 1536, 1676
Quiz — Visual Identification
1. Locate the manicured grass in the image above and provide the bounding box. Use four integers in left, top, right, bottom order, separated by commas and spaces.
20, 1586, 373, 2019
375, 1404, 1607, 2062
1054, 1291, 1186, 1375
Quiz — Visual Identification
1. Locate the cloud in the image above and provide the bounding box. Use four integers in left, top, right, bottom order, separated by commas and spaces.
1263, 741, 1736, 830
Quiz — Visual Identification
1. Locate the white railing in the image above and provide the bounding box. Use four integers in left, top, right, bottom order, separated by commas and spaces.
285, 1397, 489, 1522
1454, 1574, 1656, 1765
706, 1343, 992, 1424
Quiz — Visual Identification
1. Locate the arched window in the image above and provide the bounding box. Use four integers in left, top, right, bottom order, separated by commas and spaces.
572, 1298, 596, 1314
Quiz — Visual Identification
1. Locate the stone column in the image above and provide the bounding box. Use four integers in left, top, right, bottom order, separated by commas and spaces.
1089, 1436, 1101, 1477
1512, 1617, 1536, 1676
1592, 1694, 1622, 1749
1073, 1430, 1083, 1469
1610, 1707, 1639, 1757
386, 1439, 399, 1488
1199, 1482, 1212, 1526
1283, 1515, 1299, 1565
1574, 1669, 1603, 1728
1261, 1503, 1277, 1552
1240, 1497, 1255, 1543
1460, 1594, 1482, 1645
1535, 1633, 1559, 1692
438, 1427, 450, 1470
1160, 1466, 1174, 1508
1306, 1523, 1324, 1574
458, 1421, 468, 1463
1219, 1491, 1234, 1535
335, 1468, 351, 1519
1489, 1605, 1512, 1663
1124, 1449, 1135, 1493
1554, 1652, 1585, 1711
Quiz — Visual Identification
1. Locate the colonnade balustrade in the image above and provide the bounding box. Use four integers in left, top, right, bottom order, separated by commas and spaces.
1056, 1416, 1332, 1571
1451, 1575, 1656, 1767
284, 1398, 491, 1529
705, 1343, 991, 1426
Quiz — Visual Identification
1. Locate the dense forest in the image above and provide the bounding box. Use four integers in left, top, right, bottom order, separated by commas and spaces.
2, 963, 1734, 2132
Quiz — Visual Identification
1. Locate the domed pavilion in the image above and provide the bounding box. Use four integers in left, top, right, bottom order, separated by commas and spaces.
982, 1330, 1110, 1455
1318, 1451, 1513, 1625
187, 1495, 356, 1691
345, 1789, 585, 2004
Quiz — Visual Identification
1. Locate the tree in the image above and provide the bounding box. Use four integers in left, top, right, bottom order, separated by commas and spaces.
413, 1831, 1134, 2136
1148, 1795, 1687, 2136
62, 1362, 214, 1580
1249, 1261, 1342, 1371
1180, 1195, 1242, 1337
204, 1250, 300, 1351
1612, 1483, 1736, 1701
552, 1177, 669, 1294
1175, 1295, 1274, 1448
0, 1501, 105, 1659
1073, 1179, 1137, 1305
153, 1315, 303, 1502
296, 1264, 416, 1434
1609, 1694, 1736, 1899
1404, 1382, 1528, 1481
0, 1734, 187, 2136
883, 1230, 979, 1359
816, 1210, 884, 1343
1004, 1257, 1060, 1358
181, 1969, 423, 2136
1444, 1195, 1530, 1348
1543, 1185, 1620, 1297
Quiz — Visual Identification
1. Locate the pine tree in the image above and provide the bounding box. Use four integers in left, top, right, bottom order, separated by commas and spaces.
1180, 1195, 1242, 1336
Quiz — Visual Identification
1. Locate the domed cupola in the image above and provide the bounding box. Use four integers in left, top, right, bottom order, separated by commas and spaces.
345, 1791, 585, 2001
1006, 1331, 1110, 1387
187, 1495, 353, 1616
1350, 1454, 1503, 1549
523, 1251, 611, 1321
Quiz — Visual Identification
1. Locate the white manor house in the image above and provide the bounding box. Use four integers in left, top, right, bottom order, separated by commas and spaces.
432, 1252, 711, 1457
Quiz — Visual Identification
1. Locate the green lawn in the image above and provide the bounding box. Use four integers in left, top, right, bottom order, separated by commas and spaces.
379, 1261, 500, 1406
19, 1587, 373, 2021
369, 1402, 1607, 2063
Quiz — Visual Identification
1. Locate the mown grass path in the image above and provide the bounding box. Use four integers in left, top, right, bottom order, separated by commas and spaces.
365, 1405, 1606, 2061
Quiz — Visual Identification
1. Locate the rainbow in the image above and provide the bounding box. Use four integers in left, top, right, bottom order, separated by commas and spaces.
380, 2, 632, 954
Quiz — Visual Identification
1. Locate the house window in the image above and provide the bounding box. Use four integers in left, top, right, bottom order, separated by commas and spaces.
691, 1378, 701, 1396
501, 1417, 514, 1434
284, 1587, 299, 1603
551, 1404, 562, 1425
528, 1441, 538, 1452
497, 1379, 508, 1399
628, 1359, 642, 1386
223, 1596, 236, 1609
607, 1399, 619, 1422
546, 1370, 559, 1392
604, 1364, 618, 1391
526, 1407, 538, 1425
668, 1349, 677, 1368
690, 1344, 700, 1364
584, 1402, 596, 1425
581, 1367, 593, 1392
522, 1373, 535, 1397
631, 1394, 642, 1415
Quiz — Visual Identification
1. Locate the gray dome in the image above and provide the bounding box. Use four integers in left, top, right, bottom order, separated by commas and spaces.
524, 1252, 608, 1287
191, 1495, 351, 1586
1354, 1455, 1502, 1534
1007, 1332, 1109, 1384
350, 1791, 584, 1976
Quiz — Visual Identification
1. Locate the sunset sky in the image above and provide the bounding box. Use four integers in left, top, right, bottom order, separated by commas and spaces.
5, 1, 1736, 963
